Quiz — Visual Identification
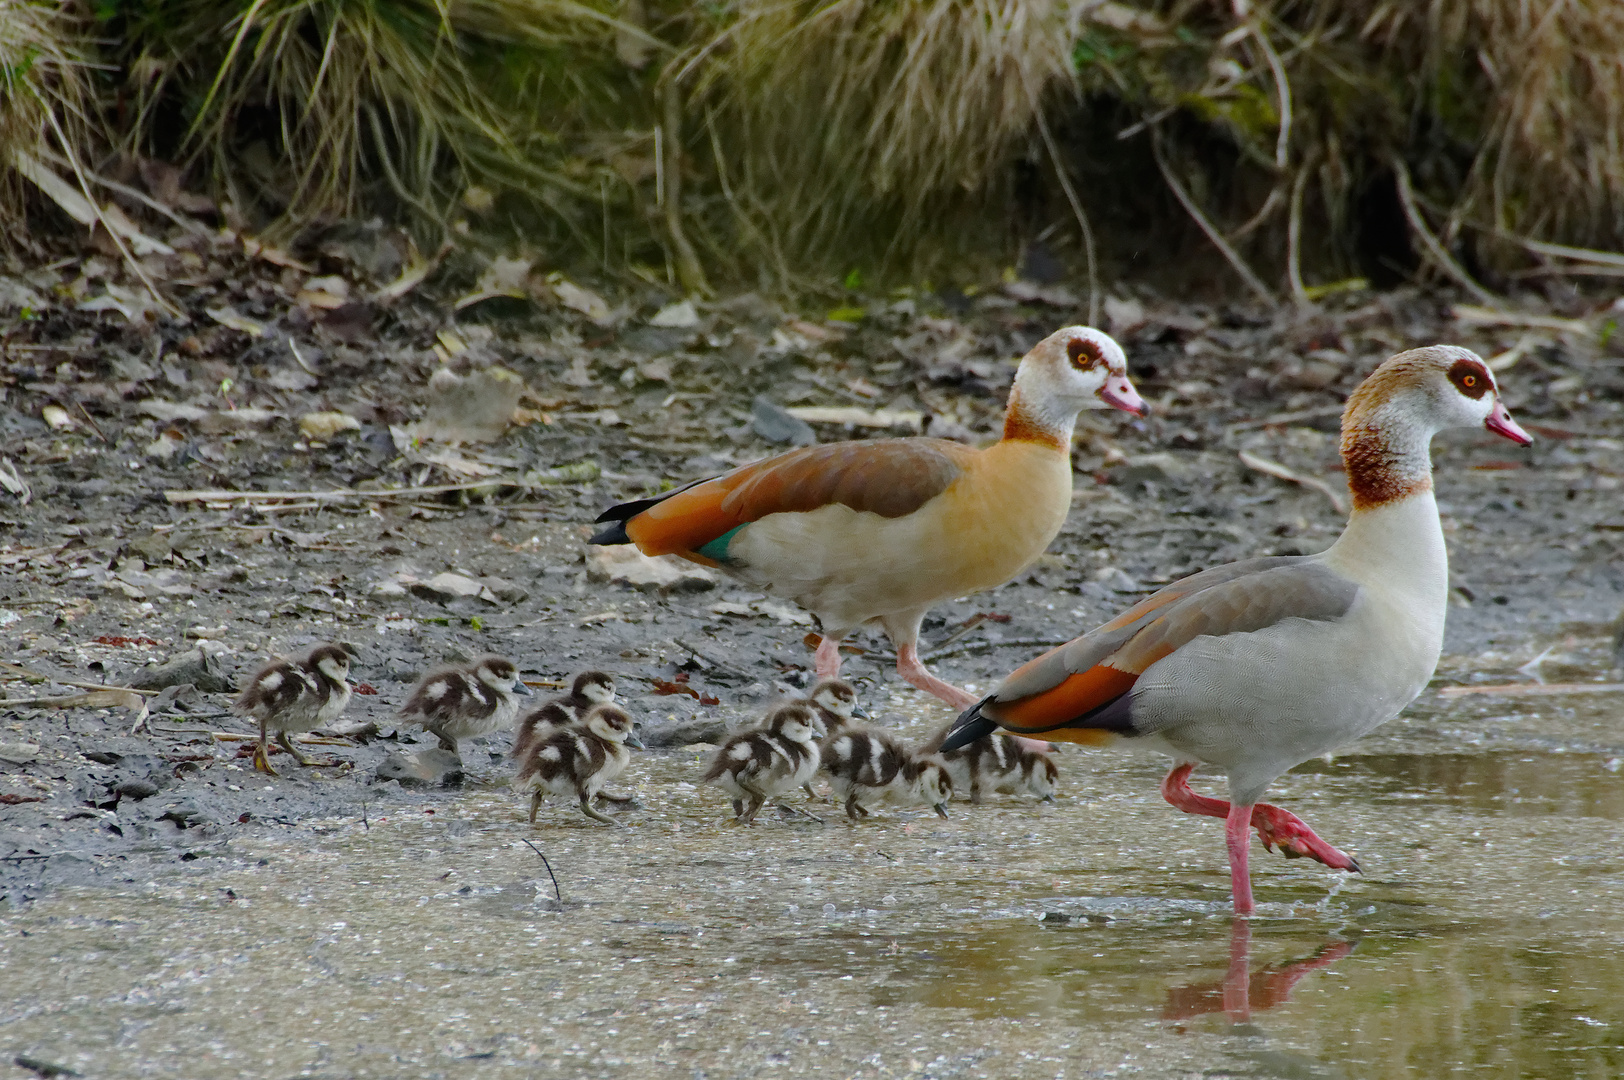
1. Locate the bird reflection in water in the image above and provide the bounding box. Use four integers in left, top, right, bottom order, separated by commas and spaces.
1162, 919, 1354, 1023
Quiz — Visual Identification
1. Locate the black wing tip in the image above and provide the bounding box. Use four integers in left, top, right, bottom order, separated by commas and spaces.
939, 698, 999, 753
587, 521, 631, 546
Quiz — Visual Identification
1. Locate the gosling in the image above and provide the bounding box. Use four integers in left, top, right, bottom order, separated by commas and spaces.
232, 643, 353, 775
703, 703, 824, 825
515, 704, 643, 827
822, 729, 952, 821
398, 655, 529, 757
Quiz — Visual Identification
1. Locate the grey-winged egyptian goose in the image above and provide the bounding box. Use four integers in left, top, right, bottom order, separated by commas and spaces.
941, 346, 1532, 913
514, 704, 644, 827
513, 670, 617, 760
589, 327, 1146, 711
939, 732, 1058, 804
398, 655, 529, 756
232, 643, 353, 775
822, 727, 953, 821
703, 703, 824, 824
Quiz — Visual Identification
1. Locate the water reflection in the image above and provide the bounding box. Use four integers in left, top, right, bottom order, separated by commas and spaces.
1161, 918, 1354, 1022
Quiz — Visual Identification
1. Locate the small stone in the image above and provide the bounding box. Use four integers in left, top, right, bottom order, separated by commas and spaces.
641, 717, 730, 748
587, 547, 716, 594
130, 645, 233, 693
375, 748, 464, 788
0, 741, 40, 764
1040, 911, 1071, 924
114, 777, 160, 800
649, 299, 701, 328
751, 396, 815, 446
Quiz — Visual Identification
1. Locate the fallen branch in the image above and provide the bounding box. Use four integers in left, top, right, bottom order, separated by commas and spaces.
1392, 161, 1496, 305
1152, 133, 1277, 307
165, 480, 531, 505
1238, 451, 1349, 515
1438, 682, 1624, 698
0, 690, 148, 730
521, 839, 564, 908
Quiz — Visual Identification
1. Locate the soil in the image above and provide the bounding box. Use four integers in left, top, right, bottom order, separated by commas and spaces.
2, 239, 1623, 906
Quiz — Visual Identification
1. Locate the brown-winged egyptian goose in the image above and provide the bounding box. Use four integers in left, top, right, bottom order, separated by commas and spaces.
514, 704, 644, 827
232, 643, 354, 775
513, 670, 617, 760
822, 727, 953, 821
398, 655, 529, 757
589, 327, 1146, 710
703, 703, 824, 824
941, 346, 1532, 913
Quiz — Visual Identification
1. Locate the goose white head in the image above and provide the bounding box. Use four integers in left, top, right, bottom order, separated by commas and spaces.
809, 680, 866, 722
1010, 325, 1145, 427
768, 703, 823, 743
585, 704, 644, 749
474, 656, 528, 696
1341, 345, 1531, 510
308, 644, 351, 684
573, 670, 617, 705
912, 759, 953, 818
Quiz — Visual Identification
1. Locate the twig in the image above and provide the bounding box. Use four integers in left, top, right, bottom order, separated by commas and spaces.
521, 839, 563, 907
1507, 235, 1624, 270
164, 480, 529, 505
673, 639, 751, 681
1151, 133, 1277, 307
74, 401, 108, 443
775, 801, 825, 825
1227, 404, 1345, 432
657, 74, 712, 298
1034, 106, 1099, 326
1438, 682, 1624, 698
1286, 159, 1312, 307
925, 638, 1070, 663
1238, 450, 1349, 515
926, 614, 989, 656
361, 801, 369, 833
0, 660, 164, 696
1391, 160, 1496, 305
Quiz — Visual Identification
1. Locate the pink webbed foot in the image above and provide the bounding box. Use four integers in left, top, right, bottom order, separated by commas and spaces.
1162, 763, 1361, 873
1251, 804, 1361, 872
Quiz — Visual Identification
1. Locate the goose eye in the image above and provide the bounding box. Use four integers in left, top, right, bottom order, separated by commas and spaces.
1462, 375, 1477, 388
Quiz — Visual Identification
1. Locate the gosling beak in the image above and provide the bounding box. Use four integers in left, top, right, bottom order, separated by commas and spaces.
624, 733, 645, 750
933, 803, 950, 819
851, 704, 871, 720
514, 680, 535, 696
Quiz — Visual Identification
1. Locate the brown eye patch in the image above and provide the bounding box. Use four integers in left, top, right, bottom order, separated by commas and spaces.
1067, 337, 1103, 369
1447, 358, 1491, 399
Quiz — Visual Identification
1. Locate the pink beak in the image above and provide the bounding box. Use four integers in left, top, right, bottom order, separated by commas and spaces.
1099, 374, 1148, 417
1484, 399, 1532, 446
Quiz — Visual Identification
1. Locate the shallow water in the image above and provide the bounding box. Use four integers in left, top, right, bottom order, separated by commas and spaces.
4, 677, 1624, 1079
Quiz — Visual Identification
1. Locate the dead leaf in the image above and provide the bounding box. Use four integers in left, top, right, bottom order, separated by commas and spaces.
299, 411, 361, 439
549, 276, 613, 325
206, 307, 266, 337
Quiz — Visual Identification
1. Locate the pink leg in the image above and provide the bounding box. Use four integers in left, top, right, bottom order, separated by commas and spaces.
895, 642, 1049, 752
1162, 763, 1361, 876
1226, 800, 1256, 915
814, 634, 843, 680
896, 641, 979, 709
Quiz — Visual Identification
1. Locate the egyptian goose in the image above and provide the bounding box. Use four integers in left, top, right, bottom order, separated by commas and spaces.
822, 727, 953, 821
513, 670, 617, 759
232, 643, 353, 775
941, 346, 1532, 913
398, 655, 530, 757
514, 703, 644, 827
703, 702, 824, 824
939, 731, 1058, 804
589, 326, 1146, 709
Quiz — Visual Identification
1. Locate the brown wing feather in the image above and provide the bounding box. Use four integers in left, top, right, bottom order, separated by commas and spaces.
624, 439, 972, 557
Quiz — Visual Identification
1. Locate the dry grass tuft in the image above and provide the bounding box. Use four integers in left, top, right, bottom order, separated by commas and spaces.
114, 0, 624, 234
0, 1, 94, 242
695, 0, 1076, 277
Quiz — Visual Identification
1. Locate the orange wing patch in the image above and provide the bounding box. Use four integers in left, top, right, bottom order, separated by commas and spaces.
992, 665, 1138, 733
624, 479, 740, 557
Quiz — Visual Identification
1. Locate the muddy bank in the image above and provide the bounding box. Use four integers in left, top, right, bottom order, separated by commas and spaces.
2, 267, 1623, 908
